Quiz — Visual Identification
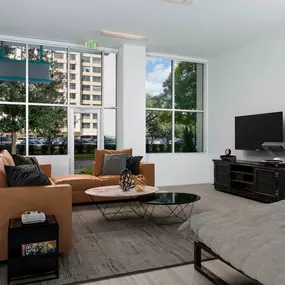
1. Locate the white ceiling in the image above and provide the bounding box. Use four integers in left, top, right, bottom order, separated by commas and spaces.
0, 0, 285, 58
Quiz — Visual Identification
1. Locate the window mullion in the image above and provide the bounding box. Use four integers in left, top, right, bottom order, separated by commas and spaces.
25, 43, 29, 156
172, 60, 175, 153
101, 52, 104, 107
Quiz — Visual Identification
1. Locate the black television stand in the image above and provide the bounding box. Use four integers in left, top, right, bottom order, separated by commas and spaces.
213, 159, 285, 203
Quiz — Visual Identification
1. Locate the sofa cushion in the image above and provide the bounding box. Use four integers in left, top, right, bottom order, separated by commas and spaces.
0, 150, 15, 166
99, 175, 120, 186
102, 153, 128, 175
5, 165, 51, 187
99, 174, 136, 186
94, 149, 132, 176
0, 158, 7, 187
53, 174, 102, 191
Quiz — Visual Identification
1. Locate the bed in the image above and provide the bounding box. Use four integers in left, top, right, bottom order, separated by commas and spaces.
179, 201, 285, 285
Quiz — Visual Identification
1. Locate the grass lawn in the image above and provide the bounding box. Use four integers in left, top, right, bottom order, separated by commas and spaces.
74, 153, 95, 159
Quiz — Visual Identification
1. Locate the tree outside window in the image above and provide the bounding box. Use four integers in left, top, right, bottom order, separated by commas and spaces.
146, 57, 204, 153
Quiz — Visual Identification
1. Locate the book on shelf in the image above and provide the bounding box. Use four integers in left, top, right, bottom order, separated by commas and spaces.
21, 240, 57, 256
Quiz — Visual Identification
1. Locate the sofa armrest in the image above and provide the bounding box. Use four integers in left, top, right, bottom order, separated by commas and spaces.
40, 163, 51, 178
0, 184, 72, 261
139, 162, 155, 186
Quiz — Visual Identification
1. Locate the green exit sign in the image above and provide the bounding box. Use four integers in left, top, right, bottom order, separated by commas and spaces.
85, 41, 96, 49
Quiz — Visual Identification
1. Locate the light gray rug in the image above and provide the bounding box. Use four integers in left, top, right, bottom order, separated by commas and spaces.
0, 202, 212, 285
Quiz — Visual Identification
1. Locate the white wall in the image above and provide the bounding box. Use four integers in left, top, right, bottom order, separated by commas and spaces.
36, 155, 70, 177
146, 153, 212, 187
208, 30, 285, 181
117, 44, 146, 156
103, 53, 116, 138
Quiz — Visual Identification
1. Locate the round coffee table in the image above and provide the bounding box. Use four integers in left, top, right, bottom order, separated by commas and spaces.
139, 192, 201, 225
85, 185, 159, 220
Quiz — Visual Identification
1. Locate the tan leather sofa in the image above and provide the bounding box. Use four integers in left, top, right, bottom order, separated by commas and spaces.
54, 148, 155, 204
0, 150, 72, 261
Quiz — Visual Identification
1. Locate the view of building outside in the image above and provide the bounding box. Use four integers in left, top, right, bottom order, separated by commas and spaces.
0, 41, 117, 173
54, 50, 102, 139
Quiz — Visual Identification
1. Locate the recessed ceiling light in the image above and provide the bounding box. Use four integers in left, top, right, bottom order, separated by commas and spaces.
100, 30, 146, 40
164, 0, 191, 3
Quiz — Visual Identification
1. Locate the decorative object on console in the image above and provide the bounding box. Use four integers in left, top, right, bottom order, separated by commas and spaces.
126, 156, 143, 175
119, 168, 132, 191
102, 153, 128, 175
5, 165, 51, 187
135, 174, 146, 192
220, 148, 236, 162
261, 142, 285, 165
21, 211, 46, 224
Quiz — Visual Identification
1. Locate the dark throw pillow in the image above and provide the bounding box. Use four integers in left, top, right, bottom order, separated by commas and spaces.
126, 156, 143, 175
102, 153, 128, 175
12, 154, 41, 172
5, 165, 51, 187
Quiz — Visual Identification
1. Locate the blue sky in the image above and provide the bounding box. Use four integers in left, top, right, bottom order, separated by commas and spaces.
146, 57, 171, 96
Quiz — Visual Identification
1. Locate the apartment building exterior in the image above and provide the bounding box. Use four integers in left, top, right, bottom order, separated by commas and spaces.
1, 43, 116, 144
54, 50, 102, 139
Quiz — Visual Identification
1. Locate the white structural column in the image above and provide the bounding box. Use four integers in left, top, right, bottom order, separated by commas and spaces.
117, 44, 146, 156
196, 63, 203, 152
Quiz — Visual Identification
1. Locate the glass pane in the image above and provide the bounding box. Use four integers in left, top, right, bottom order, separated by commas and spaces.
146, 111, 172, 153
175, 61, 203, 110
175, 112, 203, 153
29, 106, 68, 155
69, 49, 102, 106
103, 53, 116, 107
0, 104, 26, 154
28, 45, 68, 104
0, 41, 26, 102
104, 109, 116, 150
74, 111, 98, 174
146, 57, 172, 109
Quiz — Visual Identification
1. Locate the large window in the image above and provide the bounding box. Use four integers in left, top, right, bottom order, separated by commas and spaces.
0, 40, 117, 158
146, 57, 204, 153
0, 42, 68, 155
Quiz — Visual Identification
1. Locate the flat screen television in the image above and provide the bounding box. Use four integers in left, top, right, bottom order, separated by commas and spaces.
235, 112, 283, 150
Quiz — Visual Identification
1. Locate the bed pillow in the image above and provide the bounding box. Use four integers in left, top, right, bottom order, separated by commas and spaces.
5, 165, 51, 187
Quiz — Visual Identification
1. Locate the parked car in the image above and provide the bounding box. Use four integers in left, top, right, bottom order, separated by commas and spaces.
16, 137, 26, 145
52, 137, 67, 145
0, 137, 11, 145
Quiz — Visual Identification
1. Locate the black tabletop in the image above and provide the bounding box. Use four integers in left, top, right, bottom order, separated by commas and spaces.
142, 192, 201, 205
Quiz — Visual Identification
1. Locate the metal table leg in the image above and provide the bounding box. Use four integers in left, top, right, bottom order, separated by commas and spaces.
141, 202, 196, 226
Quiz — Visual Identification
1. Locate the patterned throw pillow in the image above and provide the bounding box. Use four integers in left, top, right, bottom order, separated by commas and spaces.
5, 165, 51, 187
126, 156, 143, 175
12, 154, 41, 172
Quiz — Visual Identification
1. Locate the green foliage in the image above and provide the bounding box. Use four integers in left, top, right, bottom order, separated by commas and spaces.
146, 61, 199, 152
75, 154, 95, 159
29, 106, 67, 142
0, 46, 67, 154
78, 168, 93, 175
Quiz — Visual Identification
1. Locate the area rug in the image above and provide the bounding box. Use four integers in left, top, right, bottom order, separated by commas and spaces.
0, 203, 212, 285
